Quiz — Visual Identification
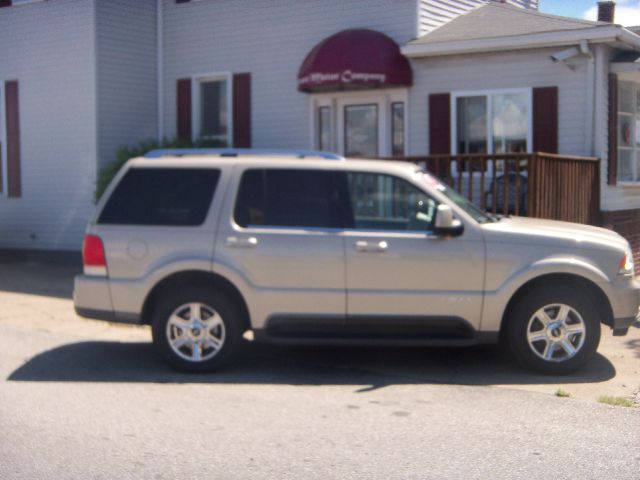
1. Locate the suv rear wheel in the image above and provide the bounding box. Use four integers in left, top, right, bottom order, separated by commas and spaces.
506, 285, 601, 375
151, 287, 242, 372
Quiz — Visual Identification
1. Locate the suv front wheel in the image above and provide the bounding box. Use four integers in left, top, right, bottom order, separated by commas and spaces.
506, 286, 601, 375
151, 287, 242, 372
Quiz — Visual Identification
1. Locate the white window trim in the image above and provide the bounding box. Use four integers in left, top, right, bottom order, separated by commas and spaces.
191, 72, 233, 146
0, 81, 6, 196
309, 88, 409, 157
450, 87, 533, 175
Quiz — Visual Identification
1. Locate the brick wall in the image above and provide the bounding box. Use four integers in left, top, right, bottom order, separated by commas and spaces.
602, 208, 640, 275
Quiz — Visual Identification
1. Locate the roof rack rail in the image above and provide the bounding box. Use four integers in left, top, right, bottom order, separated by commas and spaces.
143, 148, 345, 160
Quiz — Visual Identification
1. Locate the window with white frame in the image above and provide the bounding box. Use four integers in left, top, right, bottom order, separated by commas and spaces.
617, 80, 640, 183
453, 89, 531, 171
194, 75, 231, 147
311, 90, 407, 157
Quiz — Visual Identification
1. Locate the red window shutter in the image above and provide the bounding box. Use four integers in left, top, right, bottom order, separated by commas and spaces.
5, 80, 21, 198
176, 78, 192, 141
532, 86, 558, 153
608, 73, 618, 185
232, 73, 251, 148
429, 93, 450, 154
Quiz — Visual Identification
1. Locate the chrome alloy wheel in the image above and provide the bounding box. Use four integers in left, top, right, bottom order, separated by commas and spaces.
526, 303, 586, 362
166, 302, 226, 362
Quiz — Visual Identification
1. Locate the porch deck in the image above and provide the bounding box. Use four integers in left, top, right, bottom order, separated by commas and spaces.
386, 153, 601, 225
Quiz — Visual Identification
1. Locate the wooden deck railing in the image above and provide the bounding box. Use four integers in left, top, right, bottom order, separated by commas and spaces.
382, 152, 600, 225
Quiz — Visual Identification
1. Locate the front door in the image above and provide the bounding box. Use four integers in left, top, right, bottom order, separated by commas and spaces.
343, 171, 485, 333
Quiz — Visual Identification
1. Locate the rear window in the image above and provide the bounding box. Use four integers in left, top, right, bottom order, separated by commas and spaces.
234, 169, 341, 228
98, 168, 220, 226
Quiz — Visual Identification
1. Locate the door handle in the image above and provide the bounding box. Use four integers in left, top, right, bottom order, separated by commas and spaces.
226, 236, 258, 248
355, 240, 388, 253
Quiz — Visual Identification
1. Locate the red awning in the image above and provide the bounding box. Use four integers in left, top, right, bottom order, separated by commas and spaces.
298, 29, 412, 93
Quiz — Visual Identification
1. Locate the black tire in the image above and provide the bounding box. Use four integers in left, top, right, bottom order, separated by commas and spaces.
506, 285, 601, 375
151, 286, 243, 373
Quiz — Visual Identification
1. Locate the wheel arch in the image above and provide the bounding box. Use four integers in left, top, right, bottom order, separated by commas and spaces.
141, 270, 251, 331
498, 273, 614, 338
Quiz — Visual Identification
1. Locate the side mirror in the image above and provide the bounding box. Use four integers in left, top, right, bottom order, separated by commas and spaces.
434, 204, 464, 237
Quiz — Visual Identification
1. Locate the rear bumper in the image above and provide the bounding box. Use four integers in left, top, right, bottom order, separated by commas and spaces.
74, 274, 113, 312
74, 305, 142, 324
73, 274, 143, 325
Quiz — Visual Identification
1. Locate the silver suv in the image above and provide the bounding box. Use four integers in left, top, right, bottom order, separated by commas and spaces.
74, 149, 640, 374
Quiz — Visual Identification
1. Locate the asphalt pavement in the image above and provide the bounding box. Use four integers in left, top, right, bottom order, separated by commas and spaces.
0, 262, 638, 479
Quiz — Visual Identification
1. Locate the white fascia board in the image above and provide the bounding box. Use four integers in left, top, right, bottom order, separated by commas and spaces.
617, 29, 640, 50
402, 26, 634, 58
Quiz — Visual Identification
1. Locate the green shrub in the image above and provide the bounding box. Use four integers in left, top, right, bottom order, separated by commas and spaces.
94, 136, 227, 202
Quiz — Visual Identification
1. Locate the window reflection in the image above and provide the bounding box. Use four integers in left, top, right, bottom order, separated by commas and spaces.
318, 106, 331, 151
391, 102, 405, 156
456, 96, 487, 154
492, 92, 528, 154
199, 79, 228, 146
344, 104, 378, 157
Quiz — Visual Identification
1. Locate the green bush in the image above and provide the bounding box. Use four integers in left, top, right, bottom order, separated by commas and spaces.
94, 136, 226, 202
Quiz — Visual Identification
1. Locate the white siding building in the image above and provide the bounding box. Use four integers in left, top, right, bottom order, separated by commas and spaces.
0, 0, 96, 253
1, 0, 640, 262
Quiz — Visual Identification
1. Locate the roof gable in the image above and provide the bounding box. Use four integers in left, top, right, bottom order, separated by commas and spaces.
410, 2, 609, 45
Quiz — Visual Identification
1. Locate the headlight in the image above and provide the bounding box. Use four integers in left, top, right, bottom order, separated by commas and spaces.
618, 245, 634, 275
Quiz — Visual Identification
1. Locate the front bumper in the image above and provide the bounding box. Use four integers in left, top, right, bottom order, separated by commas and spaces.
608, 275, 640, 336
612, 308, 640, 336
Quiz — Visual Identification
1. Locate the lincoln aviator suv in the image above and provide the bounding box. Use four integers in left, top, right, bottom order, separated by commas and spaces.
74, 149, 640, 374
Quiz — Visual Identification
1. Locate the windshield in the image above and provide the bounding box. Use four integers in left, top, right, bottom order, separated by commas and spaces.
417, 172, 495, 224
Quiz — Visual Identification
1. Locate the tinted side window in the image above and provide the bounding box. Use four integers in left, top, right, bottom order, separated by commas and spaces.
347, 172, 437, 231
234, 169, 341, 228
98, 168, 220, 226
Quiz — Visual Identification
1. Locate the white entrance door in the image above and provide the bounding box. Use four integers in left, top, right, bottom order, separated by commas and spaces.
311, 89, 407, 158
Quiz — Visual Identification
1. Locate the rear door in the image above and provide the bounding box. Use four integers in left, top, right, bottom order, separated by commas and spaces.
215, 167, 347, 332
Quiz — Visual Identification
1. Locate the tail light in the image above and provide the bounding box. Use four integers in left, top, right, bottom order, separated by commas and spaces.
83, 234, 107, 276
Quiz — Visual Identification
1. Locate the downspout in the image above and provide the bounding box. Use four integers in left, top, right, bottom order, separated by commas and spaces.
593, 45, 607, 160
157, 0, 164, 142
583, 40, 596, 156
592, 44, 608, 212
